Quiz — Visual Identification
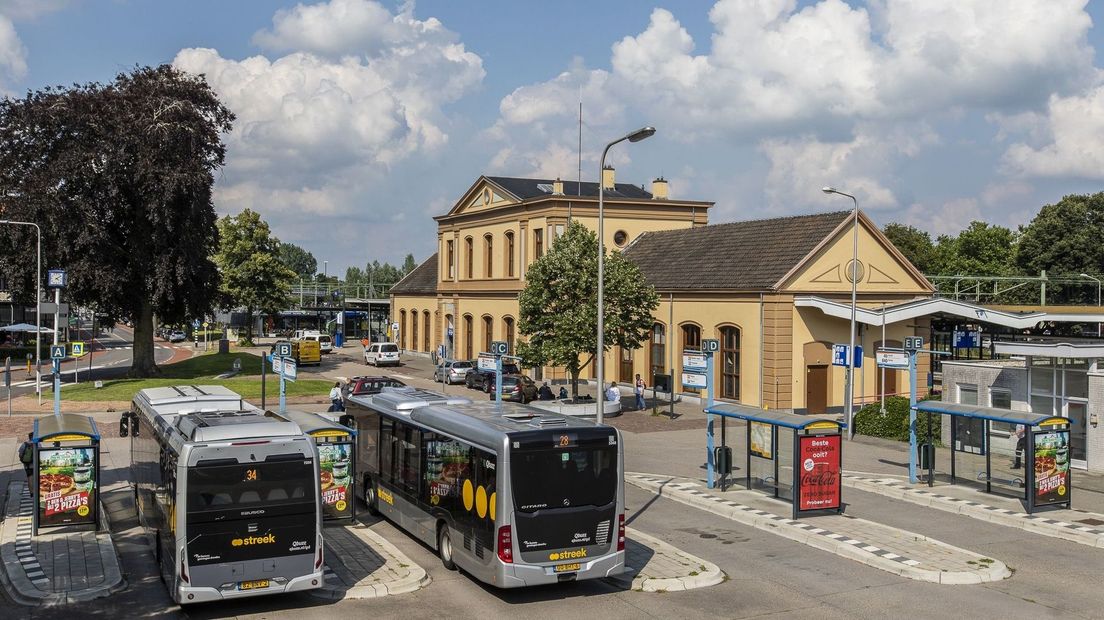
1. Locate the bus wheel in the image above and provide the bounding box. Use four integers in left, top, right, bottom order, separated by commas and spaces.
437, 524, 456, 571
364, 479, 380, 516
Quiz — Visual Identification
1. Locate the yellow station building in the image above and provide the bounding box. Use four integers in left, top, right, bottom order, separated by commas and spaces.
391, 171, 935, 414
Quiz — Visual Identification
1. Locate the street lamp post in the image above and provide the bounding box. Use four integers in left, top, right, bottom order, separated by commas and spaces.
0, 220, 42, 404
821, 188, 859, 439
596, 126, 656, 424
1079, 273, 1101, 336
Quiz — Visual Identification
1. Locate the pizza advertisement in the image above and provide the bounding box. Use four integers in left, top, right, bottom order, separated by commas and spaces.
37, 447, 96, 528
318, 442, 353, 520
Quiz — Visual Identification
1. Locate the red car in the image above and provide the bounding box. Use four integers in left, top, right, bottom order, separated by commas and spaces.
341, 376, 406, 401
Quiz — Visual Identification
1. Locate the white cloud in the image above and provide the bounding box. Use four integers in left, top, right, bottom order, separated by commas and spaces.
1000, 84, 1104, 179
0, 14, 26, 92
903, 198, 983, 237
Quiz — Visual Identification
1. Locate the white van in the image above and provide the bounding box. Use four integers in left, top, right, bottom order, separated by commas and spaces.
294, 330, 332, 354
364, 342, 400, 366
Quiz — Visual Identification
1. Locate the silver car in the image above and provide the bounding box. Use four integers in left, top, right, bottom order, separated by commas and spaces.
433, 359, 473, 384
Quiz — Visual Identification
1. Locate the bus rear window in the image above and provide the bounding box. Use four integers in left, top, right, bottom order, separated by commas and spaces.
187, 458, 314, 519
511, 447, 617, 512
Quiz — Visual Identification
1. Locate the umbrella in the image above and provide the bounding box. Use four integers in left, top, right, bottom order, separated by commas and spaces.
0, 323, 55, 333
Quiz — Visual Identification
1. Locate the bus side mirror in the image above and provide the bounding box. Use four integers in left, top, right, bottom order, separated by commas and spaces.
119, 415, 129, 437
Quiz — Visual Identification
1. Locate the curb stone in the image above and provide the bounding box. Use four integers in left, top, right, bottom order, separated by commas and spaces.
312, 524, 429, 600
842, 474, 1104, 550
619, 528, 724, 592
626, 472, 1010, 585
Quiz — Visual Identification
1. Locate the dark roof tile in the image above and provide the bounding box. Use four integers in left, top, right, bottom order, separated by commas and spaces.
389, 253, 438, 295
623, 211, 852, 290
486, 176, 652, 200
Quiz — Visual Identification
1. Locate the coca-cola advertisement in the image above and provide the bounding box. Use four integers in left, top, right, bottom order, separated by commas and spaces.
798, 434, 841, 512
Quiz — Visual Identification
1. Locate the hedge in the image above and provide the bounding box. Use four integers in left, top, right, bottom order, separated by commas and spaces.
854, 396, 941, 444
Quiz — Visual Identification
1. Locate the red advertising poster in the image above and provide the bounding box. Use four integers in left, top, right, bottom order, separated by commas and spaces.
798, 434, 841, 511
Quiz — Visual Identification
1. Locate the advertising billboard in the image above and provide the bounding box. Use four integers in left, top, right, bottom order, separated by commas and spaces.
750, 422, 773, 459
1034, 429, 1071, 507
37, 447, 97, 528
797, 434, 841, 512
318, 442, 354, 520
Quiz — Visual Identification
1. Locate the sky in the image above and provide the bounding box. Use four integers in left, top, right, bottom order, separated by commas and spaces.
2, 0, 1104, 276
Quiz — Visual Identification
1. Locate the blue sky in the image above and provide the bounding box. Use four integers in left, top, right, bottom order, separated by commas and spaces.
3, 0, 1104, 277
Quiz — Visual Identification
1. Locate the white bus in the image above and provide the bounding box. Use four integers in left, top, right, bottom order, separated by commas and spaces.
344, 388, 626, 587
124, 385, 324, 604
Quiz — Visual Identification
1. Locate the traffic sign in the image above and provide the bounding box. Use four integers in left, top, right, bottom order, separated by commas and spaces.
832, 344, 863, 368
275, 342, 292, 358
50, 345, 66, 360
701, 339, 720, 353
202, 321, 209, 328
272, 356, 297, 381
876, 349, 909, 369
391, 322, 400, 333
192, 319, 201, 329
491, 340, 509, 356
70, 342, 85, 357
952, 330, 979, 348
904, 336, 924, 351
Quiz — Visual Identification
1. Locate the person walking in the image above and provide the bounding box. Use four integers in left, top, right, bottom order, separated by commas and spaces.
328, 381, 345, 412
18, 432, 34, 484
633, 373, 647, 411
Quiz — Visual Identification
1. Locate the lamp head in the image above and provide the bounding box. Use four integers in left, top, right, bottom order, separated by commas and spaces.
628, 126, 656, 142
1081, 273, 1091, 278
821, 187, 836, 194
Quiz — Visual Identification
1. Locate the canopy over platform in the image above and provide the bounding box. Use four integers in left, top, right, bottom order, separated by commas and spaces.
1, 322, 55, 333
268, 409, 355, 438
33, 413, 100, 443
705, 402, 846, 431
917, 401, 1068, 428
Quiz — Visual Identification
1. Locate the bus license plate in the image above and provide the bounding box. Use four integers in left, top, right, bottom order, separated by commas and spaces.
239, 579, 269, 590
554, 563, 581, 573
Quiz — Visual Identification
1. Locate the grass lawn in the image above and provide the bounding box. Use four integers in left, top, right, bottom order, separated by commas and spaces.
55, 352, 331, 402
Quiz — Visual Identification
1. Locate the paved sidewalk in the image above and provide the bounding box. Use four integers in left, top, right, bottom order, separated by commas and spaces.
312, 521, 429, 600
0, 482, 125, 606
844, 473, 1104, 549
626, 472, 1011, 585
612, 527, 724, 592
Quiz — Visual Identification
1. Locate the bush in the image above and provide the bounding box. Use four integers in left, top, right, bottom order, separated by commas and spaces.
854, 396, 941, 444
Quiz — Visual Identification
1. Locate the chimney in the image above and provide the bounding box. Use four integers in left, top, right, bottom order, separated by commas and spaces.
552, 178, 564, 195
651, 177, 669, 200
602, 165, 615, 190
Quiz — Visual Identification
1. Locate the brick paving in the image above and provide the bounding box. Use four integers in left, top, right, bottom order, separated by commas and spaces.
615, 528, 723, 592
313, 521, 428, 600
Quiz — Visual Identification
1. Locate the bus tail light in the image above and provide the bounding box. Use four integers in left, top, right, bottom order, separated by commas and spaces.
617, 514, 626, 552
315, 534, 324, 569
497, 525, 513, 564
180, 550, 189, 583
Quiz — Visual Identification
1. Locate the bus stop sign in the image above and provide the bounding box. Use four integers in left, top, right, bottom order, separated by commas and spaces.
491, 340, 509, 356
702, 339, 720, 353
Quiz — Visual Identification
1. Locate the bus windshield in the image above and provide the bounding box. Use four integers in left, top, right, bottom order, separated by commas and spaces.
187, 457, 315, 522
511, 446, 617, 512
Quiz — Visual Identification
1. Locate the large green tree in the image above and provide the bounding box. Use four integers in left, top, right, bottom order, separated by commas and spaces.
931, 221, 1016, 276
1015, 193, 1104, 304
883, 223, 936, 273
0, 65, 232, 376
214, 209, 296, 344
278, 243, 317, 280
517, 221, 659, 397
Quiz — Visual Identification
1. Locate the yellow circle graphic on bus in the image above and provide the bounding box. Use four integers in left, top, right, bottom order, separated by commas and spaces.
489, 492, 496, 521
462, 479, 474, 511
476, 485, 488, 519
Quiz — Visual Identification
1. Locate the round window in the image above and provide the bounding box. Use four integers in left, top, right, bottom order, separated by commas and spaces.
613, 230, 628, 246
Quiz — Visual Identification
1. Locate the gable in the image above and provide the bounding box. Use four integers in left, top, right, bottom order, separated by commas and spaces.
779, 216, 933, 295
447, 177, 520, 217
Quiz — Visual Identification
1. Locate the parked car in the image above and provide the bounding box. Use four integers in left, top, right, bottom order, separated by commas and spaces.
364, 342, 401, 366
433, 360, 474, 384
341, 375, 406, 400
168, 330, 187, 343
466, 362, 520, 391
300, 332, 332, 353
489, 374, 539, 403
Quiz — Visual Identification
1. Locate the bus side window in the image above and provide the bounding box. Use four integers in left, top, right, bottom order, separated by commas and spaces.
379, 419, 395, 487
398, 423, 421, 497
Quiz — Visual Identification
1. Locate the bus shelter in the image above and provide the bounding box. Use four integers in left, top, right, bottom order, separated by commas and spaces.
268, 409, 357, 522
32, 413, 101, 535
915, 402, 1072, 513
704, 403, 844, 519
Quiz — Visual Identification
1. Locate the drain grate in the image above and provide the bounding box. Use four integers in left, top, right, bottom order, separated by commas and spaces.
1075, 518, 1104, 526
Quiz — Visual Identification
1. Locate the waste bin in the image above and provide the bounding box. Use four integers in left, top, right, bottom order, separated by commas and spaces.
715, 445, 733, 474
919, 443, 935, 470
218, 338, 229, 354
334, 332, 344, 348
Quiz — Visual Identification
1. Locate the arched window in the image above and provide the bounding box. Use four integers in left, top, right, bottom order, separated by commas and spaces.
463, 314, 474, 360
504, 317, 515, 355
649, 323, 666, 381
465, 236, 474, 279
399, 310, 407, 349
410, 309, 419, 352
484, 234, 494, 278
482, 315, 493, 353
505, 231, 515, 277
719, 325, 741, 400
423, 310, 431, 352
681, 323, 702, 392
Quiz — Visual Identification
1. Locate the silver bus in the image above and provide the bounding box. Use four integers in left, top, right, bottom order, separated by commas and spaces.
344, 387, 626, 587
124, 386, 324, 604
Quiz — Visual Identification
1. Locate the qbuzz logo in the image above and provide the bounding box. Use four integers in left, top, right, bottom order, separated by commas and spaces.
231, 534, 276, 547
